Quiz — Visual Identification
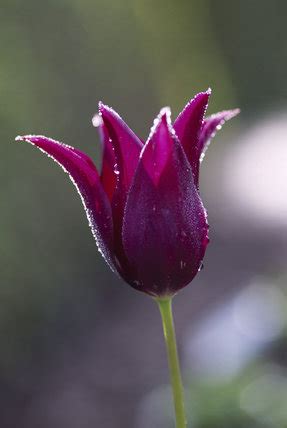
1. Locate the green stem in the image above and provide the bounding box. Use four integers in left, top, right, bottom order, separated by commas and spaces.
156, 297, 187, 428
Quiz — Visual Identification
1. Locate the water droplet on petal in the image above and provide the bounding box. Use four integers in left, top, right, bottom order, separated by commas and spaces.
198, 262, 204, 272
92, 114, 103, 127
180, 260, 186, 270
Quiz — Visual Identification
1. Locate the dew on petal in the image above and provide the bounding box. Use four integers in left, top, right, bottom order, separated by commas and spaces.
92, 113, 103, 127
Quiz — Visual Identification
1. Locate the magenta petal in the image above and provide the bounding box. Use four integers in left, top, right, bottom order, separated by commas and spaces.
199, 109, 240, 158
173, 90, 210, 175
16, 135, 116, 271
98, 104, 143, 269
122, 119, 209, 297
99, 103, 143, 193
142, 107, 174, 185
94, 116, 117, 202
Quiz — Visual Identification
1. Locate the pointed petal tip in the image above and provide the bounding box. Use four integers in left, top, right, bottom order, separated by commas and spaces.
195, 88, 212, 99
15, 134, 34, 142
209, 107, 240, 122
14, 135, 77, 152
98, 101, 113, 116
157, 106, 172, 128
195, 89, 212, 106
98, 102, 114, 120
159, 106, 179, 138
198, 107, 240, 163
224, 108, 240, 121
227, 108, 240, 118
98, 100, 105, 111
141, 106, 179, 184
98, 103, 125, 127
15, 134, 41, 143
146, 106, 173, 146
159, 106, 171, 118
178, 89, 211, 122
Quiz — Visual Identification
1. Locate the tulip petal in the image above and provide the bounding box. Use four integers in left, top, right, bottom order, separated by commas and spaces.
199, 109, 240, 161
173, 90, 211, 181
122, 113, 209, 297
93, 116, 117, 202
15, 135, 116, 272
141, 107, 175, 185
99, 103, 143, 193
98, 104, 143, 270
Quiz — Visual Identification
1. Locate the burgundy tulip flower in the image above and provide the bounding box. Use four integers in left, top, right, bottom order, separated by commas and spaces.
16, 90, 238, 298
16, 89, 239, 428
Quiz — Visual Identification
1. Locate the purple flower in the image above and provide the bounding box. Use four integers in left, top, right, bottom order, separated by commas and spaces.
16, 90, 239, 297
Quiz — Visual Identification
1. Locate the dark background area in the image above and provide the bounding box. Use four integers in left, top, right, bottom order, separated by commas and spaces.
1, 0, 287, 427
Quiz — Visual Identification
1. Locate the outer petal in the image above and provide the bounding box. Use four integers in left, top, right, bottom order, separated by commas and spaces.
98, 104, 143, 270
93, 115, 117, 202
141, 107, 174, 185
98, 103, 143, 194
15, 135, 116, 272
122, 110, 209, 297
198, 109, 240, 161
173, 90, 210, 182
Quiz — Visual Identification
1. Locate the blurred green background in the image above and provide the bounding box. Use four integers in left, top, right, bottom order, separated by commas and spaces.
1, 0, 287, 427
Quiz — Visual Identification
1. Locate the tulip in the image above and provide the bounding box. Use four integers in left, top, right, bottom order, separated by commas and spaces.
16, 90, 238, 297
16, 90, 239, 428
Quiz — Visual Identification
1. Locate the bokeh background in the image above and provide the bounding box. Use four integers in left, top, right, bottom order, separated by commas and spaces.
1, 0, 287, 427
